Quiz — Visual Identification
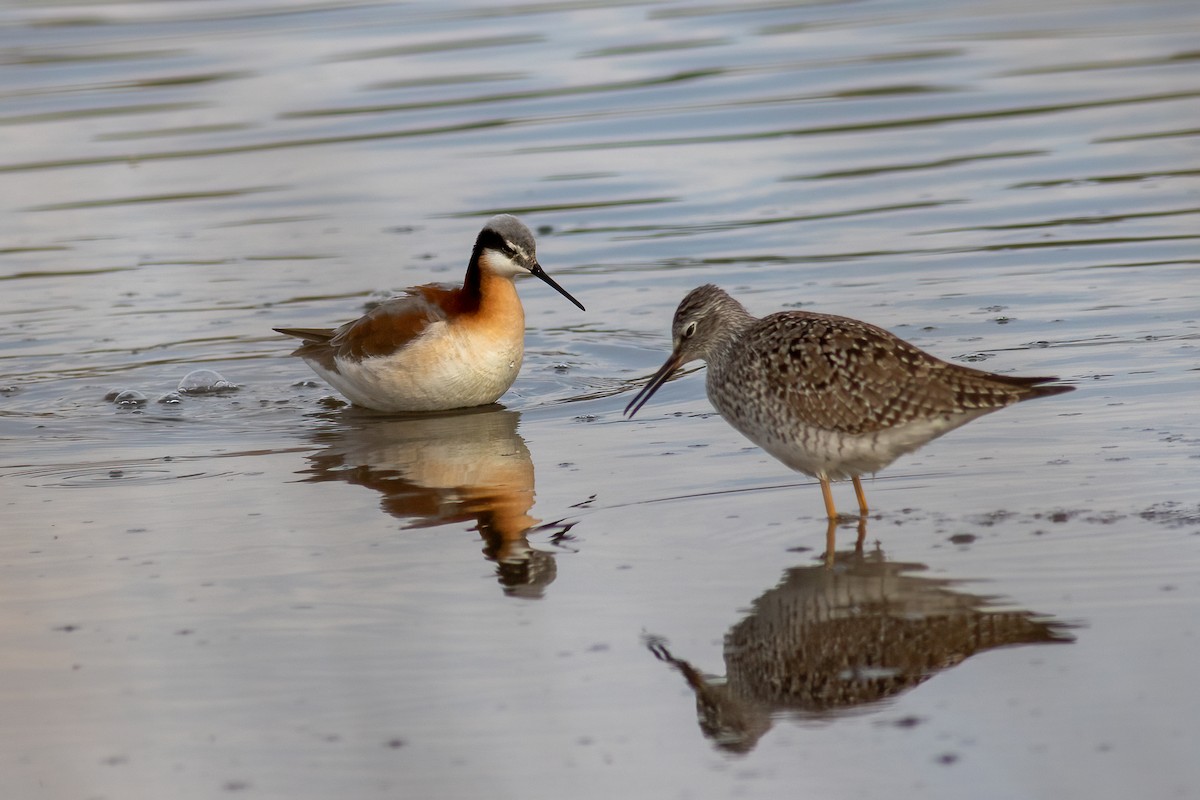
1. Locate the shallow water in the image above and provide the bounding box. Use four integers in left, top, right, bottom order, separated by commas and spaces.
2, 1, 1199, 798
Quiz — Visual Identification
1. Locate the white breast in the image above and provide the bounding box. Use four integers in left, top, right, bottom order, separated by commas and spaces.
307, 322, 525, 412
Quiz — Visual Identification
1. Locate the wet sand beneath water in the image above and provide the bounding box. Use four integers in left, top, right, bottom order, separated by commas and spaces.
2, 0, 1200, 798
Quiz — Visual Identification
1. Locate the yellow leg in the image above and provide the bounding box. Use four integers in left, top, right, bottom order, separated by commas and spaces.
824, 517, 837, 568
825, 516, 867, 567
819, 477, 837, 520
851, 475, 869, 516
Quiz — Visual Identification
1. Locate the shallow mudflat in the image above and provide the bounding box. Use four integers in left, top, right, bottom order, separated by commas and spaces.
2, 1, 1198, 798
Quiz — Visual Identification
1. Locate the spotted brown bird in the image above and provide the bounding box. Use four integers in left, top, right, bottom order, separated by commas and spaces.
625, 284, 1073, 518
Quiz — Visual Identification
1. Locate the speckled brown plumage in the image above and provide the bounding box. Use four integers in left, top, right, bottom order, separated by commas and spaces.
721, 311, 1064, 436
625, 284, 1074, 518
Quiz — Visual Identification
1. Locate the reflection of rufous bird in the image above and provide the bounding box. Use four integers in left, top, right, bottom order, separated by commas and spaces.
627, 285, 1073, 518
301, 408, 559, 597
275, 215, 584, 412
649, 544, 1073, 752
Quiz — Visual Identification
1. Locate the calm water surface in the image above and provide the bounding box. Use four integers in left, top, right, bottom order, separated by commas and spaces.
2, 1, 1198, 798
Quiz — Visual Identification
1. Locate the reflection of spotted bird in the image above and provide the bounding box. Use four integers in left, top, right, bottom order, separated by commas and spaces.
648, 545, 1073, 752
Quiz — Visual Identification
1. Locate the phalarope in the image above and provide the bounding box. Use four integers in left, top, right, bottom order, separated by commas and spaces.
625, 284, 1073, 518
275, 215, 584, 412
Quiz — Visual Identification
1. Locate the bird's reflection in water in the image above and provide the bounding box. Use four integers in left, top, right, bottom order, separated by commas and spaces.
647, 524, 1074, 753
301, 406, 570, 598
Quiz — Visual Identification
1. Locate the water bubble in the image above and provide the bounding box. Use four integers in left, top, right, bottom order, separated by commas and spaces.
108, 389, 148, 407
157, 392, 183, 405
178, 369, 238, 394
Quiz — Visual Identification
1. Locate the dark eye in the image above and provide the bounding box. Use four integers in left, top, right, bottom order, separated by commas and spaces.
683, 321, 697, 339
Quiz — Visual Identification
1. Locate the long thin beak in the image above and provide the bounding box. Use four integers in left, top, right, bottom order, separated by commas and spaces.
529, 262, 585, 311
624, 350, 684, 418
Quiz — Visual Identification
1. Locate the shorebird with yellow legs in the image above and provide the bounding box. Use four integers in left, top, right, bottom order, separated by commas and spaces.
625, 285, 1073, 534
275, 215, 584, 412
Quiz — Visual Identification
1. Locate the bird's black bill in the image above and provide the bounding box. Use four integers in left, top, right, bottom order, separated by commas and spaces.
530, 263, 585, 311
624, 351, 684, 418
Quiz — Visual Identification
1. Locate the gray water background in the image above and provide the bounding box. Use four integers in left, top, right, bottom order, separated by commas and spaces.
2, 1, 1198, 798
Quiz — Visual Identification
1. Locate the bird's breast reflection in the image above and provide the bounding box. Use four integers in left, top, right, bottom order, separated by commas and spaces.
647, 533, 1074, 753
300, 406, 569, 598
